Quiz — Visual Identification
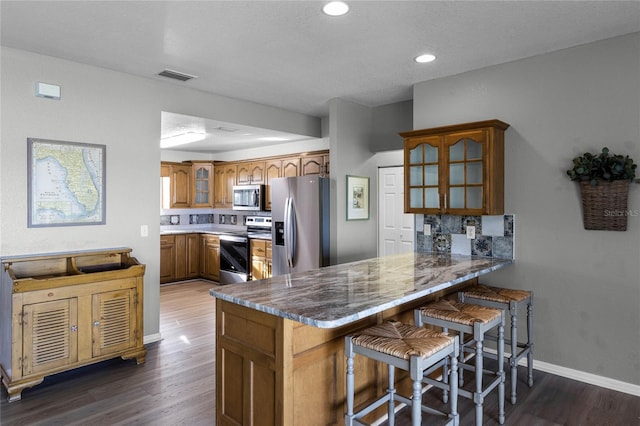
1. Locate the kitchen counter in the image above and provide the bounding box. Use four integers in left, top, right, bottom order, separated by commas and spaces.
160, 227, 272, 240
210, 253, 513, 425
210, 252, 512, 328
160, 227, 234, 235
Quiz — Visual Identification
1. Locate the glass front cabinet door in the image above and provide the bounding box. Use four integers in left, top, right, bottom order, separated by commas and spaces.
401, 119, 509, 215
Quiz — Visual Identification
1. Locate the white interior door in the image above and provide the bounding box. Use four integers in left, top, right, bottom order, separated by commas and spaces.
378, 166, 414, 256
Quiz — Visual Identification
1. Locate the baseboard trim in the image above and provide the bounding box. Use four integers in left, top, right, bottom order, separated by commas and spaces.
530, 359, 640, 397
483, 347, 640, 397
143, 333, 163, 345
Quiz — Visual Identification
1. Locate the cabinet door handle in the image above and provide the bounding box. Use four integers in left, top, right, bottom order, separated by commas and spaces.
93, 321, 100, 327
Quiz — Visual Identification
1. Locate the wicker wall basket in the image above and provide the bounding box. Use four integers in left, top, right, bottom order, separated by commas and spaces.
579, 180, 631, 231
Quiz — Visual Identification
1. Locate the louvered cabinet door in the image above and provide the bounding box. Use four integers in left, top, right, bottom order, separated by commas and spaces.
22, 298, 79, 376
91, 288, 137, 358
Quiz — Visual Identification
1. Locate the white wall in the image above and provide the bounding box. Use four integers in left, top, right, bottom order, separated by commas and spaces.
413, 33, 640, 385
0, 47, 321, 340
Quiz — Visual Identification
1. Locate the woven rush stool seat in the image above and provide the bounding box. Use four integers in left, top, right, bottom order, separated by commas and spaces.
345, 320, 460, 426
415, 300, 505, 426
459, 284, 534, 404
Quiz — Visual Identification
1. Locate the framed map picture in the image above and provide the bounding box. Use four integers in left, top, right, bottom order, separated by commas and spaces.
28, 138, 106, 227
346, 175, 369, 220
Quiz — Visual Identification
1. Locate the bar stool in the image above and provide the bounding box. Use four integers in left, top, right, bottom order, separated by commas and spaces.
459, 284, 534, 404
345, 320, 460, 426
415, 300, 505, 426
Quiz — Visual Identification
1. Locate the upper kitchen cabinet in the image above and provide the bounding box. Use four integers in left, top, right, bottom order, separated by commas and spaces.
264, 157, 301, 210
236, 161, 266, 185
160, 162, 192, 209
191, 162, 214, 208
214, 163, 237, 209
161, 161, 213, 209
400, 120, 509, 215
281, 157, 301, 177
301, 153, 329, 177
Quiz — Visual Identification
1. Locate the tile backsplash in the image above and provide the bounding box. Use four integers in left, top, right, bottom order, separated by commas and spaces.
160, 213, 216, 226
416, 214, 515, 260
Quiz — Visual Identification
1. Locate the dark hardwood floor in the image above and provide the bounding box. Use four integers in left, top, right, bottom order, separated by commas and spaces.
1, 280, 638, 425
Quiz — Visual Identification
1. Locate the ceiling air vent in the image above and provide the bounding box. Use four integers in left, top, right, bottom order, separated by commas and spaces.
158, 69, 197, 82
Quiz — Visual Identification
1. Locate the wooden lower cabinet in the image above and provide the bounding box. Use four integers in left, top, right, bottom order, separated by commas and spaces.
160, 235, 176, 283
250, 239, 271, 281
161, 233, 201, 283
185, 233, 200, 279
200, 234, 220, 282
215, 278, 477, 425
216, 300, 380, 426
0, 249, 146, 402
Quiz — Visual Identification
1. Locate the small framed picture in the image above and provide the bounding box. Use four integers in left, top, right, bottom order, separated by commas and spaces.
346, 175, 369, 220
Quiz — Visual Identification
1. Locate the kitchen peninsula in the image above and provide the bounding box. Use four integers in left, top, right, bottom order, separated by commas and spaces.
210, 252, 512, 425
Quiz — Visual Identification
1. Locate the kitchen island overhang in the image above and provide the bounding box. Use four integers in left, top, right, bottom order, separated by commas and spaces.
210, 253, 513, 425
210, 253, 513, 328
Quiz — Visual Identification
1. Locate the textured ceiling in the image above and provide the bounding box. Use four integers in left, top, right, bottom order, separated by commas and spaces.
2, 1, 639, 151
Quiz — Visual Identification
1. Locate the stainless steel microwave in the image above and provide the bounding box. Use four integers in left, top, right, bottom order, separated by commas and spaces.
232, 184, 265, 211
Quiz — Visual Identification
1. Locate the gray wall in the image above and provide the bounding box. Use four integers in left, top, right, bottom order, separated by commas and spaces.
412, 33, 640, 385
0, 47, 321, 340
370, 100, 412, 152
329, 98, 379, 263
327, 99, 414, 264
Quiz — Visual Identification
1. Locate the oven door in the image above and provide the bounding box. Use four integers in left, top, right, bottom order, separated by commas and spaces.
219, 234, 249, 284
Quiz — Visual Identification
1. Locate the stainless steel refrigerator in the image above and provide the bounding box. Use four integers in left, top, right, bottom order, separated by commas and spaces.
271, 175, 330, 276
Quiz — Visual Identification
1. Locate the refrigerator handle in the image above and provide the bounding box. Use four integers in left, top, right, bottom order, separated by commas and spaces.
284, 197, 290, 268
284, 196, 296, 269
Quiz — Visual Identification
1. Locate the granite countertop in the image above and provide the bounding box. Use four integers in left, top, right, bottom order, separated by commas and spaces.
160, 227, 232, 235
160, 228, 271, 240
209, 253, 513, 329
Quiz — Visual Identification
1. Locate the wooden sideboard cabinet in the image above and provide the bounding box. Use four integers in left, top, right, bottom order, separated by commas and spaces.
0, 248, 146, 402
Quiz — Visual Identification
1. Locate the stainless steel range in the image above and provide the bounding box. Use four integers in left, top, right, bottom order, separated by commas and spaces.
245, 216, 272, 239
218, 216, 272, 285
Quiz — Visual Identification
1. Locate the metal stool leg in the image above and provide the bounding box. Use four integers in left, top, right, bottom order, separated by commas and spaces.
473, 336, 483, 426
509, 301, 518, 404
527, 300, 534, 387
498, 320, 505, 424
449, 355, 459, 426
345, 337, 355, 426
458, 331, 465, 387
410, 357, 422, 426
388, 364, 396, 426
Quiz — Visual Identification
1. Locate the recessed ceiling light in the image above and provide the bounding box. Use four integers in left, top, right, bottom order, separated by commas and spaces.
323, 1, 349, 16
415, 54, 436, 63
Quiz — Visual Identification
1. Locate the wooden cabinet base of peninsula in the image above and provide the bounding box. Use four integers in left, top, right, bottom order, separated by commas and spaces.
0, 248, 147, 402
215, 278, 476, 425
